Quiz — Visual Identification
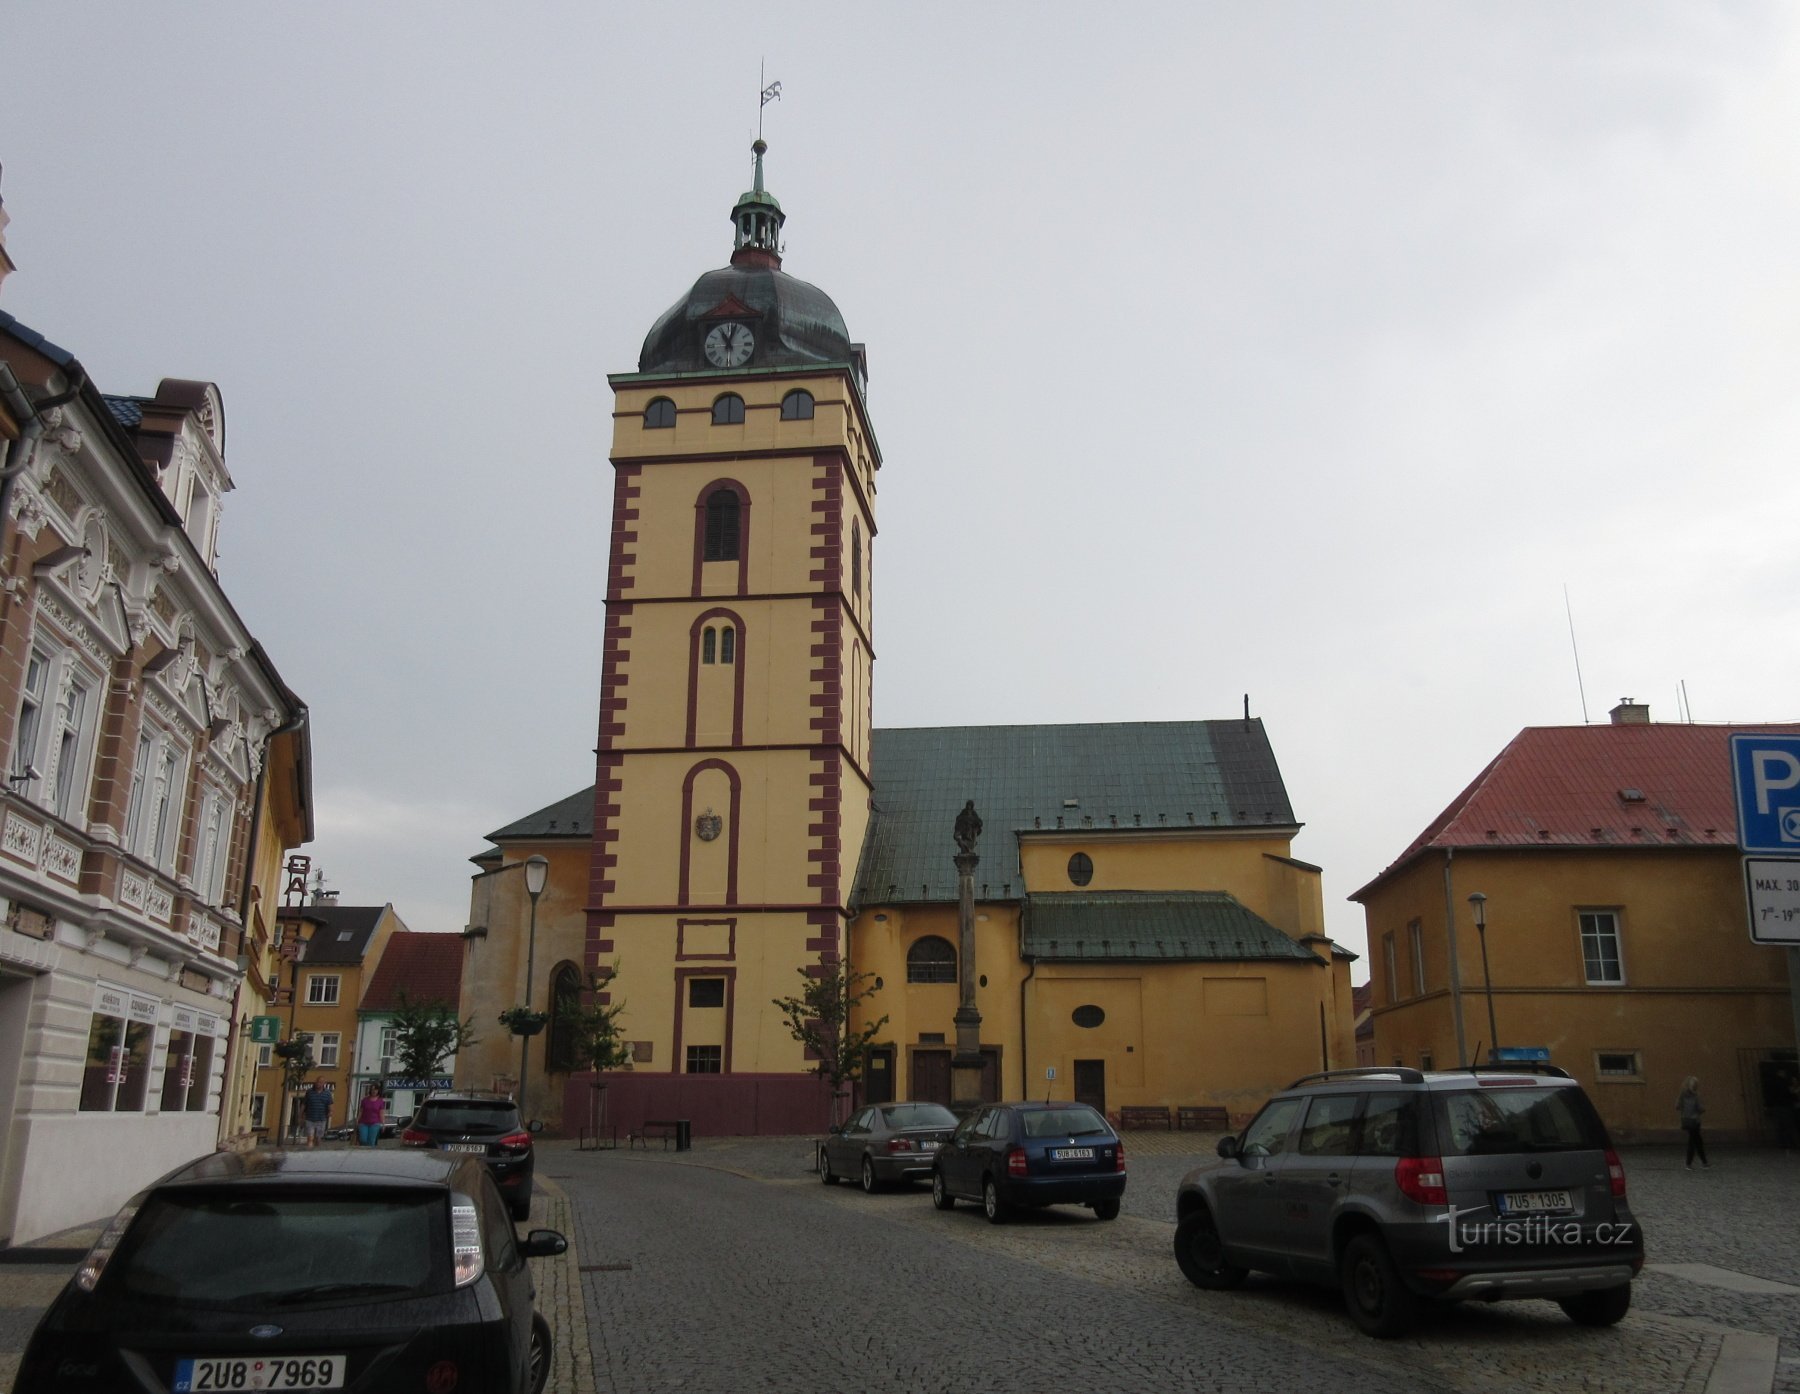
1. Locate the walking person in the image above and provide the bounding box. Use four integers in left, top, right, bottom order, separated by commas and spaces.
300, 1079, 332, 1149
1678, 1075, 1709, 1169
356, 1087, 386, 1148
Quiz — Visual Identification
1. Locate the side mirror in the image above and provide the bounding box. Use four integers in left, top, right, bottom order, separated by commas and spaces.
1216, 1135, 1240, 1160
526, 1119, 544, 1134
519, 1228, 567, 1259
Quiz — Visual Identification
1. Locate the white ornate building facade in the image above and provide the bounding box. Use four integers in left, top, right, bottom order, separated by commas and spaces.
0, 306, 310, 1243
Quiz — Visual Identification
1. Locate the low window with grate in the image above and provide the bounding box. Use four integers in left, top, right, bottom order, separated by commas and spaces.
1595, 1051, 1641, 1078
906, 936, 957, 984
685, 1045, 722, 1074
1071, 1004, 1105, 1029
1067, 852, 1093, 886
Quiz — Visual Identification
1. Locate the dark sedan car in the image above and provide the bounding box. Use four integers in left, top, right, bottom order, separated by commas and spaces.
403, 1090, 539, 1220
932, 1101, 1126, 1223
15, 1148, 565, 1394
819, 1102, 959, 1191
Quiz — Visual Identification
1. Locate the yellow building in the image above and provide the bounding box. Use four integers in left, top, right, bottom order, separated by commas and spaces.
256, 901, 404, 1137
1351, 703, 1800, 1142
459, 140, 1354, 1135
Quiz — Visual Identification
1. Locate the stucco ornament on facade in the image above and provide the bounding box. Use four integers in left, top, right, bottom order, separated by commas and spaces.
9, 483, 48, 542
695, 809, 722, 842
2, 814, 42, 866
41, 832, 81, 886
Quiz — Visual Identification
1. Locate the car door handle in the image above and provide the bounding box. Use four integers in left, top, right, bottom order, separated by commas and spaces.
1326, 1173, 1343, 1187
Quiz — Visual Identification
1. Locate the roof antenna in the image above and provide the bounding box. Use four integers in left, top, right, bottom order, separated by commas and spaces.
1680, 679, 1693, 723
1563, 585, 1589, 724
1243, 693, 1250, 730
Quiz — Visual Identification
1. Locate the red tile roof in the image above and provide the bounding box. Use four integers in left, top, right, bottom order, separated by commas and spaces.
1352, 720, 1800, 901
359, 932, 466, 1013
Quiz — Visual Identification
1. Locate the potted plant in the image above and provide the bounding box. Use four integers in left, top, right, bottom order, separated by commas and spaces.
498, 1006, 548, 1038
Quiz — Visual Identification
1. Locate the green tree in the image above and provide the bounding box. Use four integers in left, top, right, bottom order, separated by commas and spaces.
388, 991, 480, 1079
771, 960, 888, 1122
274, 1033, 314, 1093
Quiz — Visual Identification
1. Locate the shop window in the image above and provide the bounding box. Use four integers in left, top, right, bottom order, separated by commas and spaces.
906, 936, 957, 984
780, 389, 814, 420
80, 998, 155, 1113
160, 1030, 216, 1113
711, 393, 745, 426
644, 397, 676, 429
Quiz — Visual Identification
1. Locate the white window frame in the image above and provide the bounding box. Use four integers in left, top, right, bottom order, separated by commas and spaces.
191, 785, 234, 905
1382, 932, 1398, 1003
128, 725, 188, 873
316, 1032, 341, 1069
1578, 910, 1626, 985
10, 648, 50, 787
249, 1092, 267, 1129
256, 1041, 273, 1068
123, 731, 154, 848
306, 974, 341, 1006
12, 643, 101, 822
49, 667, 95, 821
1407, 920, 1425, 997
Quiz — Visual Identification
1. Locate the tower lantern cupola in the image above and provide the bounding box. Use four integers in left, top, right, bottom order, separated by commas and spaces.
730, 138, 786, 270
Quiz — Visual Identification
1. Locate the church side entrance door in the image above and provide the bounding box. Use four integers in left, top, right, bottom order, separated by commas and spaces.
911, 1049, 950, 1105
1074, 1059, 1106, 1114
864, 1047, 895, 1106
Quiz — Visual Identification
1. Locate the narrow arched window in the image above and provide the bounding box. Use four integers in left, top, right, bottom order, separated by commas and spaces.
702, 628, 717, 664
547, 962, 584, 1071
851, 519, 862, 601
712, 393, 745, 426
906, 936, 958, 984
704, 490, 740, 561
780, 389, 814, 421
644, 397, 676, 429
719, 627, 736, 664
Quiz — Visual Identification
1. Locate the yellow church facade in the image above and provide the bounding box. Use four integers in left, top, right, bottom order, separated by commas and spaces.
457, 141, 1354, 1135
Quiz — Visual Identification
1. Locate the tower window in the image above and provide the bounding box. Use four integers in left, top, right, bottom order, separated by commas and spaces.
906, 936, 957, 985
702, 628, 717, 664
712, 394, 745, 426
644, 397, 676, 429
851, 520, 862, 601
1067, 852, 1094, 887
780, 390, 814, 421
688, 978, 725, 1008
704, 489, 741, 561
719, 626, 735, 664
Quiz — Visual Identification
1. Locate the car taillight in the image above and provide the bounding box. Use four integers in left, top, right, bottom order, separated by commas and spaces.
497, 1131, 532, 1150
450, 1194, 484, 1288
75, 1196, 141, 1292
1605, 1148, 1627, 1199
1395, 1156, 1447, 1205
401, 1127, 431, 1146
885, 1137, 916, 1153
1114, 1141, 1126, 1174
1006, 1147, 1028, 1178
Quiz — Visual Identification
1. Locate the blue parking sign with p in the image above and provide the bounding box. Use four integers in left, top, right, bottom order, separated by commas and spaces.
1730, 734, 1800, 853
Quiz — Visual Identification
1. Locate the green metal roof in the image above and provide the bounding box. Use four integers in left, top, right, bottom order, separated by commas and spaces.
1023, 891, 1320, 962
485, 787, 593, 842
852, 719, 1297, 905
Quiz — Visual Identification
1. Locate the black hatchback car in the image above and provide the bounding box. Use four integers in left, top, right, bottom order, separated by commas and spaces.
15, 1148, 566, 1393
403, 1090, 539, 1220
932, 1101, 1126, 1223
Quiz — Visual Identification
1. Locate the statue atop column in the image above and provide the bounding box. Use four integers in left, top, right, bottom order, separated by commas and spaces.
954, 800, 983, 856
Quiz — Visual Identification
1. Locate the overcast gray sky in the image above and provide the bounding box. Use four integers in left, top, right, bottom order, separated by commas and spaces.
5, 4, 1798, 971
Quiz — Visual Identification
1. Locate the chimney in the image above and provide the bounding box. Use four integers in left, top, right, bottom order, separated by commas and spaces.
1610, 698, 1650, 725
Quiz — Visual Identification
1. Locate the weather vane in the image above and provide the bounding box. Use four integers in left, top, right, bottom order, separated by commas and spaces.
758, 60, 781, 141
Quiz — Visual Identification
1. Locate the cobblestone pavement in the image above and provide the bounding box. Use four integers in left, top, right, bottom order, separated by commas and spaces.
553, 1132, 1797, 1394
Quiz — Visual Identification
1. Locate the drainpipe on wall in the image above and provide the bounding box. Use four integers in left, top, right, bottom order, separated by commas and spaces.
1442, 849, 1469, 1066
1018, 934, 1037, 1102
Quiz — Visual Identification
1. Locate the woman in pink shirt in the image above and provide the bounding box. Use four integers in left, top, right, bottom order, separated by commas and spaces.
356, 1088, 387, 1147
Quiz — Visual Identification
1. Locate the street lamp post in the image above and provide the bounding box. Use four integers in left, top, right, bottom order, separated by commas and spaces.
1468, 892, 1498, 1062
516, 855, 550, 1120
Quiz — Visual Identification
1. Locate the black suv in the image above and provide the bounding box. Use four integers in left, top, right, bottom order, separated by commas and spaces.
1174, 1065, 1644, 1337
16, 1147, 565, 1393
403, 1091, 540, 1220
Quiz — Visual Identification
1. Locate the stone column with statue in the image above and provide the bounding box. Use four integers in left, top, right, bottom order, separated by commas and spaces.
951, 801, 985, 1112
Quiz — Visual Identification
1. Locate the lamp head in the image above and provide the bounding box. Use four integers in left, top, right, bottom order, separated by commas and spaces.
524, 854, 549, 901
1467, 891, 1487, 928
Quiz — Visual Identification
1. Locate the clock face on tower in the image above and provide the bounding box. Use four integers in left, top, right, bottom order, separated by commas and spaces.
703, 322, 755, 368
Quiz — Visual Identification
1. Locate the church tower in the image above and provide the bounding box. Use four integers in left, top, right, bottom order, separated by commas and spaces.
587, 140, 878, 1127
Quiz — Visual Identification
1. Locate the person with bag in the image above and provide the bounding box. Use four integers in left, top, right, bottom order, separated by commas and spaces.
1677, 1076, 1709, 1169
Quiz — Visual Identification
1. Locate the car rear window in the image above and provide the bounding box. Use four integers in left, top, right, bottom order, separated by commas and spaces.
1021, 1106, 1111, 1138
881, 1103, 957, 1129
112, 1189, 446, 1309
414, 1100, 519, 1134
1435, 1086, 1606, 1155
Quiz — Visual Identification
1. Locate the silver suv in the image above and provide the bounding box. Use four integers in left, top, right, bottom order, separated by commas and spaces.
1173, 1065, 1644, 1337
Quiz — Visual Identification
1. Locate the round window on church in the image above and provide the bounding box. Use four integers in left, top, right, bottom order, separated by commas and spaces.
1067, 852, 1093, 887
1072, 1005, 1105, 1029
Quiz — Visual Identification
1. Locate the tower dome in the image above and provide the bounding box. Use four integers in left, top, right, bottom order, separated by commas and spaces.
637, 140, 857, 376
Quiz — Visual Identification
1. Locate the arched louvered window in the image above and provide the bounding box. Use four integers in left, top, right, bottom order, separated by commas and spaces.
712, 393, 745, 426
780, 389, 814, 420
906, 936, 958, 985
547, 962, 584, 1072
719, 627, 735, 664
644, 397, 676, 429
704, 490, 741, 561
702, 628, 717, 664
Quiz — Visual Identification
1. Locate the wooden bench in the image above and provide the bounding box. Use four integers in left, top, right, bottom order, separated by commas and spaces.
632, 1118, 691, 1151
1177, 1105, 1231, 1131
1118, 1105, 1172, 1130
